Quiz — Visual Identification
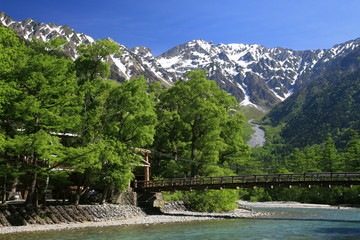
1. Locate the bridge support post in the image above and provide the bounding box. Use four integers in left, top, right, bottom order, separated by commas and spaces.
136, 192, 164, 214
145, 152, 150, 182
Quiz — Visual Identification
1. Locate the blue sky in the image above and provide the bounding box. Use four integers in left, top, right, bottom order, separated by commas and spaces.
2, 0, 360, 56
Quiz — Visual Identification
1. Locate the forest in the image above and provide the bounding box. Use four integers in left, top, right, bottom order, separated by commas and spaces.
0, 25, 359, 211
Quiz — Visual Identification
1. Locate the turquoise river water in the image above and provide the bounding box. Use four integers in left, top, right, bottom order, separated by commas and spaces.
1, 207, 359, 240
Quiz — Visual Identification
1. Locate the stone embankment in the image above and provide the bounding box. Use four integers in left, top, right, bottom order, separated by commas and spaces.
0, 204, 145, 226
0, 201, 271, 234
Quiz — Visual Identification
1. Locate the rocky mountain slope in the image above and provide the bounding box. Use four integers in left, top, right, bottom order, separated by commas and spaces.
264, 48, 360, 147
1, 12, 359, 109
157, 39, 360, 109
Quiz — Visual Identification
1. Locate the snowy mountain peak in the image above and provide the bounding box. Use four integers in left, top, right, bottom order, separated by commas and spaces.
0, 12, 14, 27
0, 13, 95, 59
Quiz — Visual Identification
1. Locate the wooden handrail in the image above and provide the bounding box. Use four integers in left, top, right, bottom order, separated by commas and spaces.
135, 172, 360, 190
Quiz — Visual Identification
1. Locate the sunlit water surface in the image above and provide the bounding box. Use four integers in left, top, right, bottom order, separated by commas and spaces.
1, 208, 359, 240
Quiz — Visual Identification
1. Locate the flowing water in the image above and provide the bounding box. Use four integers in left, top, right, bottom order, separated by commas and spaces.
1, 208, 359, 240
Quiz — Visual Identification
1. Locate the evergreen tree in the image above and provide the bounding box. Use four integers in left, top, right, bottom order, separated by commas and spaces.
320, 134, 340, 172
344, 130, 360, 171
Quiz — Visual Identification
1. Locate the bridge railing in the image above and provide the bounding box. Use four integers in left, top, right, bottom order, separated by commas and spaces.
134, 172, 360, 189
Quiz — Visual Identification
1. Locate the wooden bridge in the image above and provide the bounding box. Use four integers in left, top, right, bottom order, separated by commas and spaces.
133, 172, 360, 192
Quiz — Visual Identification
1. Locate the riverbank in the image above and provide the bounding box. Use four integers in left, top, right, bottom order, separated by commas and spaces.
1, 201, 357, 235
238, 200, 357, 209
0, 203, 269, 235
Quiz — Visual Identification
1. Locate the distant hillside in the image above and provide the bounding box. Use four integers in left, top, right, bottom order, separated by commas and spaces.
264, 47, 360, 147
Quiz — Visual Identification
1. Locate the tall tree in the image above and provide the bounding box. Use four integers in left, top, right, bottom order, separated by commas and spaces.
153, 70, 248, 177
320, 134, 340, 172
96, 77, 157, 203
344, 130, 360, 171
68, 39, 121, 204
0, 26, 79, 206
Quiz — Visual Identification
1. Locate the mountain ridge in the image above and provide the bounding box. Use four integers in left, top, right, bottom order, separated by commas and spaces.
1, 11, 359, 109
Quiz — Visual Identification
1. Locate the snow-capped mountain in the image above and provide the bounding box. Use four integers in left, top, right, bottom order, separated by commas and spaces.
1, 12, 359, 109
157, 39, 360, 109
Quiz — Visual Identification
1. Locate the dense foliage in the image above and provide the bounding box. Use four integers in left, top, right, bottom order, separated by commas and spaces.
0, 26, 157, 206
151, 70, 249, 178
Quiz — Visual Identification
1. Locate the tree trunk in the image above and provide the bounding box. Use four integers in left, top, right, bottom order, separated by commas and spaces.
74, 185, 81, 205
10, 175, 18, 194
74, 172, 90, 205
41, 173, 50, 205
190, 142, 197, 177
1, 175, 7, 204
190, 120, 198, 177
100, 184, 110, 204
25, 171, 38, 207
26, 152, 40, 207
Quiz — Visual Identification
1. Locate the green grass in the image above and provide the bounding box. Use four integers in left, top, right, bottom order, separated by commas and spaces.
239, 106, 267, 122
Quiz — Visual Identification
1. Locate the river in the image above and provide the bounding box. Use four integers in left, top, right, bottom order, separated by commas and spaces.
2, 207, 359, 240
247, 119, 265, 148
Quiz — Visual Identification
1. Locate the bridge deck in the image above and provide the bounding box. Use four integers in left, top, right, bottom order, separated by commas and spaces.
133, 172, 360, 192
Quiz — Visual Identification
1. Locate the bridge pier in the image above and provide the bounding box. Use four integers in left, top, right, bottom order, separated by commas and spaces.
136, 192, 164, 214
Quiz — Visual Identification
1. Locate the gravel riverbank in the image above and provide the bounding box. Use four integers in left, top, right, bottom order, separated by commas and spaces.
0, 209, 269, 235
0, 203, 268, 235
247, 119, 265, 148
238, 200, 356, 209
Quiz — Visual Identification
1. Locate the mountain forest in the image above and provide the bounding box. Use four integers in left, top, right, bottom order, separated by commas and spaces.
0, 24, 359, 211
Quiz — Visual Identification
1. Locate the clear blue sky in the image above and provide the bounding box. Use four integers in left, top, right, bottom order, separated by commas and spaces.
2, 0, 360, 56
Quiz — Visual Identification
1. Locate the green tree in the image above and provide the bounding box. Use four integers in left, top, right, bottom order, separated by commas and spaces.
320, 134, 340, 172
96, 77, 157, 203
343, 130, 360, 171
71, 40, 158, 204
75, 39, 121, 83
154, 70, 248, 178
0, 27, 79, 206
286, 145, 321, 173
103, 77, 157, 146
68, 39, 121, 204
185, 189, 238, 212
